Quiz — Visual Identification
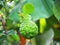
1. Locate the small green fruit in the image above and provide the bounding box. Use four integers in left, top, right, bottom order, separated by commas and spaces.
23, 3, 34, 14
7, 34, 19, 42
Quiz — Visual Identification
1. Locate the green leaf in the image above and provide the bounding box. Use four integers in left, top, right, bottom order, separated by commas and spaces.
45, 0, 53, 11
53, 0, 60, 21
6, 18, 13, 29
0, 35, 6, 42
46, 15, 60, 39
25, 0, 53, 21
35, 29, 54, 45
0, 0, 3, 9
9, 3, 20, 22
3, 40, 10, 45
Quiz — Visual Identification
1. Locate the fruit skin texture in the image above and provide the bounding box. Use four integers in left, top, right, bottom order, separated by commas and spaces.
20, 21, 38, 39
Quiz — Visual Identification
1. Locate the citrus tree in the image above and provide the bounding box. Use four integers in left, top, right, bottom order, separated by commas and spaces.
0, 0, 60, 45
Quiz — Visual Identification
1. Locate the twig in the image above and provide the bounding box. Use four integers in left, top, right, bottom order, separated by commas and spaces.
0, 15, 7, 34
17, 0, 22, 36
16, 0, 23, 45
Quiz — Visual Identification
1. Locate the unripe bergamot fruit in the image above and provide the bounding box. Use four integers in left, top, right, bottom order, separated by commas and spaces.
20, 21, 38, 39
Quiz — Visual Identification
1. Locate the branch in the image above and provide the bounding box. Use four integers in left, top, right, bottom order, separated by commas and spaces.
0, 15, 7, 34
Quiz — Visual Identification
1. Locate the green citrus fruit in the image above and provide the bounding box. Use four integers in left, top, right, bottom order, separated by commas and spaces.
20, 21, 38, 39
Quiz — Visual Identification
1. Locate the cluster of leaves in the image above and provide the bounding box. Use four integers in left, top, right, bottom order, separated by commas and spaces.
0, 0, 20, 44
0, 0, 38, 43
0, 30, 19, 45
